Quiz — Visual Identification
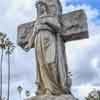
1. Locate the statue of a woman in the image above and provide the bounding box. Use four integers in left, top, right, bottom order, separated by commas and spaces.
26, 0, 71, 96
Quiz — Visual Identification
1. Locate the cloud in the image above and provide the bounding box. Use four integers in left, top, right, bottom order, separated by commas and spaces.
66, 35, 100, 86
0, 0, 36, 99
62, 0, 100, 87
91, 57, 100, 69
0, 0, 36, 42
6, 0, 35, 16
72, 84, 100, 99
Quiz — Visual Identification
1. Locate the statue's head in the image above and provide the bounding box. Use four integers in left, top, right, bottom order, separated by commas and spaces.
36, 0, 62, 17
36, 1, 48, 17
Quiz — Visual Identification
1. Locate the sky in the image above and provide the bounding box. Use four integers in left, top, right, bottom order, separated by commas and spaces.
0, 0, 100, 100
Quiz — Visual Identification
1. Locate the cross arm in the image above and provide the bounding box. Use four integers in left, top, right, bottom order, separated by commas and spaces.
61, 9, 89, 42
17, 10, 89, 51
17, 21, 35, 51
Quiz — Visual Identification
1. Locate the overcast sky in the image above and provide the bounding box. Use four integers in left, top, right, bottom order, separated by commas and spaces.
0, 0, 100, 100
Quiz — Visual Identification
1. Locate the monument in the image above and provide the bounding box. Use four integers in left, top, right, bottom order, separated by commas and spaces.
17, 0, 89, 99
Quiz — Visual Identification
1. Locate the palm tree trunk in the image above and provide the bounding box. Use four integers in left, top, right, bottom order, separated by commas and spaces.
0, 48, 3, 100
18, 93, 22, 100
7, 48, 10, 100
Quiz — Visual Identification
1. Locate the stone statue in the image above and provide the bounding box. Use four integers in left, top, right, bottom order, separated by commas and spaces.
17, 0, 88, 98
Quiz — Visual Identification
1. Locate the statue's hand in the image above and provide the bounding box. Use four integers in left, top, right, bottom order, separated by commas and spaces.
24, 44, 31, 52
24, 39, 32, 52
35, 16, 48, 25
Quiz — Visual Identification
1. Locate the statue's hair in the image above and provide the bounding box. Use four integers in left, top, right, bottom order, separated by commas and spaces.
35, 1, 47, 9
35, 0, 62, 16
57, 0, 62, 15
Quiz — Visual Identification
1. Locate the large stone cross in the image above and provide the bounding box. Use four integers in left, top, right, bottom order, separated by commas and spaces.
17, 9, 88, 50
17, 1, 89, 99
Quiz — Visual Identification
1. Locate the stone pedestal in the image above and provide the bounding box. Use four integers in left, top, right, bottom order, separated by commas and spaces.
25, 95, 76, 100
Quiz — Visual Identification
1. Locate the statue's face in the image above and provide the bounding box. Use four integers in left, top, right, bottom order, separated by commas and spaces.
36, 3, 47, 17
36, 0, 62, 17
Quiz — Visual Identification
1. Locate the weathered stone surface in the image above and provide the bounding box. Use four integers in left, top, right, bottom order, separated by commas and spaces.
61, 9, 88, 42
17, 21, 35, 50
25, 95, 76, 100
17, 0, 89, 97
17, 10, 88, 50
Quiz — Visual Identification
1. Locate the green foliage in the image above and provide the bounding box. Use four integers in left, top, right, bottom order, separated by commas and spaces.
85, 89, 100, 100
25, 90, 30, 97
0, 32, 15, 100
17, 86, 23, 94
0, 32, 7, 49
5, 38, 15, 55
0, 32, 15, 54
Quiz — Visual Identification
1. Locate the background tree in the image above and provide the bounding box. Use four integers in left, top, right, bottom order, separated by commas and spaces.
2, 96, 7, 100
85, 89, 100, 100
17, 86, 23, 100
0, 32, 6, 100
0, 32, 15, 100
25, 90, 30, 97
5, 38, 15, 100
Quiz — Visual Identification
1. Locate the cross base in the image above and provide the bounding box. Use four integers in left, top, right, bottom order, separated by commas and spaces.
24, 95, 77, 100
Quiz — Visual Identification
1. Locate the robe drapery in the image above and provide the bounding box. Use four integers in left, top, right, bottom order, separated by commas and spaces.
33, 16, 70, 95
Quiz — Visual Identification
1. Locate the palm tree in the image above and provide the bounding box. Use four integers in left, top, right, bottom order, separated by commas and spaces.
2, 96, 7, 100
85, 89, 100, 100
5, 38, 15, 100
25, 90, 30, 97
0, 32, 6, 100
17, 86, 23, 100
0, 32, 14, 100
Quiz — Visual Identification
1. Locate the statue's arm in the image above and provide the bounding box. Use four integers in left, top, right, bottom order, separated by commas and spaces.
41, 16, 61, 32
25, 28, 36, 49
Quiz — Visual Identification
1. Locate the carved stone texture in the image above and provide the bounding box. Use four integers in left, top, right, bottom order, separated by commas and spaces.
25, 95, 76, 100
17, 0, 89, 96
61, 9, 88, 42
17, 21, 35, 50
17, 10, 88, 51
